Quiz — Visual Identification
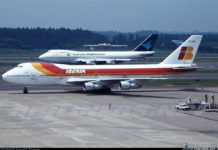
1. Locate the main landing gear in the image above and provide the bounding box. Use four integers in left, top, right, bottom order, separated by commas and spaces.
96, 87, 112, 94
23, 87, 28, 94
102, 87, 112, 93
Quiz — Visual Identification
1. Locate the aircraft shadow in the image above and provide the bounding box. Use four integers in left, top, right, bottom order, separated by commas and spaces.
9, 89, 179, 99
9, 87, 217, 99
9, 91, 75, 95
67, 89, 181, 99
109, 92, 180, 99
118, 88, 217, 93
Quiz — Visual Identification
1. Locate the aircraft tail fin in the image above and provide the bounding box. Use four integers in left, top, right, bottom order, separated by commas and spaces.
133, 34, 158, 51
160, 35, 203, 64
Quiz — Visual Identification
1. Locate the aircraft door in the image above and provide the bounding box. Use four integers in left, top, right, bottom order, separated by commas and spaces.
30, 72, 38, 83
123, 71, 127, 78
66, 53, 71, 62
95, 70, 98, 79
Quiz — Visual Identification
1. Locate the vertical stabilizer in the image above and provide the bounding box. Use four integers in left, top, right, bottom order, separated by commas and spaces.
133, 34, 158, 51
161, 35, 203, 64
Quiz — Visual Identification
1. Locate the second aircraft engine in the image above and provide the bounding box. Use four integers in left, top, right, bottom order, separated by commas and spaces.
86, 60, 96, 65
119, 81, 141, 90
106, 60, 116, 64
83, 82, 103, 91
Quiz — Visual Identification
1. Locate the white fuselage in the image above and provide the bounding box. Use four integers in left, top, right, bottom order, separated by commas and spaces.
39, 50, 155, 64
2, 62, 195, 86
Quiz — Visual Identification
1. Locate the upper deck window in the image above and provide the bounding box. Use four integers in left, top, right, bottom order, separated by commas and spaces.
17, 65, 22, 68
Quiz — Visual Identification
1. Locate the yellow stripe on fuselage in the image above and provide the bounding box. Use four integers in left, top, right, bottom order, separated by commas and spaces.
31, 63, 58, 76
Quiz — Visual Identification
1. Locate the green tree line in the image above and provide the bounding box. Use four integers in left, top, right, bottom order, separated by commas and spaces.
0, 28, 218, 53
111, 32, 218, 53
0, 27, 108, 49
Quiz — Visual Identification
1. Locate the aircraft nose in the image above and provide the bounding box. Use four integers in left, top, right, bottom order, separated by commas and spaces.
2, 72, 8, 81
39, 54, 51, 61
38, 54, 45, 60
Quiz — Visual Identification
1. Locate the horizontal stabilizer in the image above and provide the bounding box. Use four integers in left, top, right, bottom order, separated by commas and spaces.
172, 67, 204, 70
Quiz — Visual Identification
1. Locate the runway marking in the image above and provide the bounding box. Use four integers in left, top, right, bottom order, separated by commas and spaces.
0, 125, 203, 134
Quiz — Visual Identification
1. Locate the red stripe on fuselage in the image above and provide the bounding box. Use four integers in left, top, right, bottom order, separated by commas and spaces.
85, 68, 174, 74
39, 63, 65, 74
38, 63, 194, 76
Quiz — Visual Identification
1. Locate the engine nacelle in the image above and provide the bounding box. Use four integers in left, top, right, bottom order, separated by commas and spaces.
119, 81, 141, 90
83, 82, 103, 91
106, 60, 116, 64
86, 60, 96, 65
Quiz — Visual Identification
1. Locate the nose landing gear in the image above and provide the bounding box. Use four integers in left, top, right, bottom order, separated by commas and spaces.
23, 87, 28, 94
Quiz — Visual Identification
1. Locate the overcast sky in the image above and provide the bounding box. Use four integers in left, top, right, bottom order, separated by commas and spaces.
0, 0, 218, 32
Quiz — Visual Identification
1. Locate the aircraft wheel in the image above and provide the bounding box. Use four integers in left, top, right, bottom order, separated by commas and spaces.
102, 87, 111, 93
23, 87, 28, 94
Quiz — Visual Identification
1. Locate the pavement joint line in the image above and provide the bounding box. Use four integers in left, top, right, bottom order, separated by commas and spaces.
179, 111, 218, 122
0, 125, 202, 133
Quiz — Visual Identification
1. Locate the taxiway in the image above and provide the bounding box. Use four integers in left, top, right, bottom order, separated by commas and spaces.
0, 86, 217, 147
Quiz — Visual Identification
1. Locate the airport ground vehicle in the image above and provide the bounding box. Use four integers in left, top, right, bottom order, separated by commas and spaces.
175, 103, 191, 110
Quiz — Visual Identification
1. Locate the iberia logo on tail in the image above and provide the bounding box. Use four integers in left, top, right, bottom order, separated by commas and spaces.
178, 46, 194, 60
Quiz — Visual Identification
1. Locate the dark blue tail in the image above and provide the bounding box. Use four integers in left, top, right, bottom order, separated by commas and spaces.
133, 34, 158, 51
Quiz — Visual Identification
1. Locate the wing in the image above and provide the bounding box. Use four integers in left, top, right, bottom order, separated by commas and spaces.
101, 59, 133, 62
67, 77, 167, 87
76, 59, 133, 64
172, 67, 204, 70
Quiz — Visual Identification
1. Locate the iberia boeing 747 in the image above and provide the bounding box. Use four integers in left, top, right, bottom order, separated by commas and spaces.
2, 35, 203, 93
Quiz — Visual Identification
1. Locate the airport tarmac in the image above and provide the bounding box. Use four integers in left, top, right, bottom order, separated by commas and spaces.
0, 86, 218, 147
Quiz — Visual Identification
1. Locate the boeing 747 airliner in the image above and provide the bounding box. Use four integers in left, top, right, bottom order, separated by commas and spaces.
39, 34, 158, 64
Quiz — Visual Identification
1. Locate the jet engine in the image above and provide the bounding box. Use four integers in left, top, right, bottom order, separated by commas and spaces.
106, 60, 116, 64
119, 81, 141, 90
86, 60, 96, 65
83, 82, 103, 91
